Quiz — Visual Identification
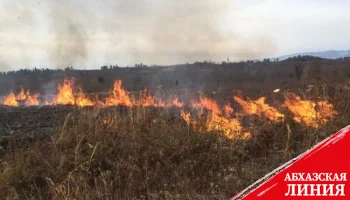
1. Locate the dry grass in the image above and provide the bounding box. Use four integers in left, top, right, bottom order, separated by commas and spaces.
0, 82, 349, 200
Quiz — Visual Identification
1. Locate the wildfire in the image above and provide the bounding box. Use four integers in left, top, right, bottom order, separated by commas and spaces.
170, 97, 184, 107
50, 78, 94, 107
224, 103, 234, 118
283, 92, 337, 127
2, 88, 39, 106
3, 92, 18, 107
182, 97, 249, 139
233, 96, 284, 122
138, 88, 166, 107
104, 80, 132, 107
0, 78, 338, 137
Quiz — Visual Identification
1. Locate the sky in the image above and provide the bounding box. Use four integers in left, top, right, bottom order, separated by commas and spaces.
0, 0, 350, 71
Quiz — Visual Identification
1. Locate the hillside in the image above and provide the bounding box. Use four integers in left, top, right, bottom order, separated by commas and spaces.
275, 50, 350, 61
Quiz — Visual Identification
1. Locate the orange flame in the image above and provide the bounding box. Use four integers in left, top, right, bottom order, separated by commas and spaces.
16, 87, 27, 101
105, 80, 132, 107
55, 79, 76, 105
3, 92, 18, 107
53, 78, 94, 107
283, 92, 337, 127
234, 96, 284, 122
224, 103, 234, 118
25, 93, 39, 106
182, 97, 249, 139
0, 78, 338, 135
2, 88, 39, 107
170, 97, 184, 107
181, 110, 193, 126
75, 87, 94, 107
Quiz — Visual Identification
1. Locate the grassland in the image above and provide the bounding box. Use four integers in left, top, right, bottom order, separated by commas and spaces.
0, 58, 349, 199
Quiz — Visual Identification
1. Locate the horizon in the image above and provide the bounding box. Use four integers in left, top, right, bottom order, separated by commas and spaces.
0, 50, 347, 73
1, 0, 350, 71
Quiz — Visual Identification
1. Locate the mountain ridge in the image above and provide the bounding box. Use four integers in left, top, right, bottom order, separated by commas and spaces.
274, 49, 350, 61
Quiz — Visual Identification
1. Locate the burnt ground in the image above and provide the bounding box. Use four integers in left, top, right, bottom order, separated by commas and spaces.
0, 106, 74, 155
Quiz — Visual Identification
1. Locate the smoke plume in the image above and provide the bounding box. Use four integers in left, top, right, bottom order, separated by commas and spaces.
0, 0, 277, 69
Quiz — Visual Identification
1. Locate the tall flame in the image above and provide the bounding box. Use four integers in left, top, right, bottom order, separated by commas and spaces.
52, 78, 94, 107
105, 80, 132, 107
55, 79, 76, 105
16, 87, 27, 101
3, 92, 18, 107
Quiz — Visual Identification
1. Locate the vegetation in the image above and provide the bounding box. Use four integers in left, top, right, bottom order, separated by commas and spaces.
0, 58, 349, 199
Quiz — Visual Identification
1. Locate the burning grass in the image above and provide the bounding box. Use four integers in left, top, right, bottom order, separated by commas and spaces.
0, 80, 345, 199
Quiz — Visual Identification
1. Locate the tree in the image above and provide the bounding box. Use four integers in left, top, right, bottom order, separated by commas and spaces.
294, 63, 304, 80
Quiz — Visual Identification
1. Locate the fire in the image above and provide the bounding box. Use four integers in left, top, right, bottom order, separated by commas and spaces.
53, 78, 94, 107
224, 103, 234, 118
181, 110, 193, 126
283, 92, 337, 127
198, 96, 222, 115
105, 80, 132, 107
75, 87, 94, 107
170, 97, 184, 107
0, 78, 338, 136
2, 88, 39, 107
182, 97, 249, 139
54, 79, 76, 105
25, 93, 39, 106
234, 96, 284, 122
102, 116, 114, 126
17, 87, 27, 101
3, 92, 18, 106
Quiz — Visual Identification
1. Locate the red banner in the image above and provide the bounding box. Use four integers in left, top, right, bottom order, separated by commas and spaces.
232, 125, 350, 199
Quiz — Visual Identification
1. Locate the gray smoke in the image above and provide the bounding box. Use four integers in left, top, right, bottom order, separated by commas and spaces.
48, 3, 88, 69
0, 0, 277, 70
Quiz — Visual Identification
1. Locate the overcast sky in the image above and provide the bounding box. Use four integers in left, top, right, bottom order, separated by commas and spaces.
1, 0, 349, 71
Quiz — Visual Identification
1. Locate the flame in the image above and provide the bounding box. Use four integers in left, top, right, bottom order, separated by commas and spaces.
198, 96, 222, 115
3, 92, 18, 107
234, 96, 284, 122
137, 88, 166, 107
0, 78, 338, 136
224, 103, 234, 118
105, 80, 132, 107
182, 97, 249, 139
283, 92, 337, 127
53, 79, 94, 107
75, 87, 94, 107
55, 79, 76, 105
170, 97, 184, 107
102, 116, 114, 126
16, 87, 27, 101
25, 93, 39, 106
2, 88, 39, 107
181, 110, 192, 126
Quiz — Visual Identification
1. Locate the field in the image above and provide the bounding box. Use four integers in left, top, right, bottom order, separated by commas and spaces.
0, 58, 349, 199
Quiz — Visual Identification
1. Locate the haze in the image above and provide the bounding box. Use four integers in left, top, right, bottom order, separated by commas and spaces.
1, 0, 349, 71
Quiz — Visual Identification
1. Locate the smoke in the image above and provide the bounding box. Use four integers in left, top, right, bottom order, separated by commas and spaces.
0, 0, 278, 70
0, 1, 36, 71
116, 0, 278, 64
48, 3, 89, 69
